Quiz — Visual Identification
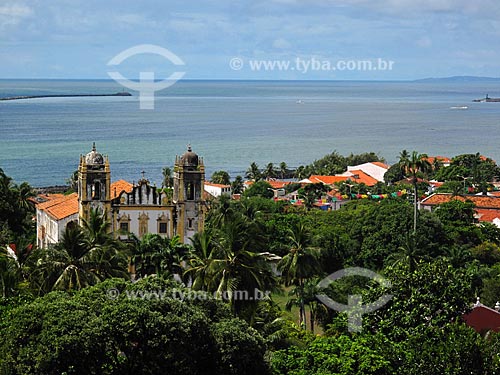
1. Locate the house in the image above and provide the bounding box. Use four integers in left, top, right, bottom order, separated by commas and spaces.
309, 170, 379, 187
463, 298, 500, 333
35, 193, 79, 248
425, 156, 452, 167
420, 193, 500, 227
347, 162, 390, 182
204, 182, 231, 198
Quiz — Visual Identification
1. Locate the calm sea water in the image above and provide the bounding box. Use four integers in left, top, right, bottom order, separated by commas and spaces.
1, 79, 499, 187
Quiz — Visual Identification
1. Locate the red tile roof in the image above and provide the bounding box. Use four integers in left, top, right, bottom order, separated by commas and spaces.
475, 209, 500, 223
421, 193, 500, 209
36, 193, 79, 220
426, 156, 452, 164
111, 180, 133, 199
371, 161, 390, 169
309, 171, 378, 187
347, 170, 379, 186
309, 175, 348, 185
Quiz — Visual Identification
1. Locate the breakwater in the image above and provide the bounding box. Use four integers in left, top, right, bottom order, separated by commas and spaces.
0, 92, 131, 101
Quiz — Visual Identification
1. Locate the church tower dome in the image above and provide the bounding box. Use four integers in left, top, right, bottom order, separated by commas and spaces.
85, 142, 105, 165
180, 145, 199, 167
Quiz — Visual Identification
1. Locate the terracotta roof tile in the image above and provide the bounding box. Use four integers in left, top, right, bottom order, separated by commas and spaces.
371, 161, 390, 169
36, 193, 79, 220
421, 193, 500, 209
111, 180, 133, 199
347, 170, 379, 186
475, 209, 500, 222
309, 175, 348, 185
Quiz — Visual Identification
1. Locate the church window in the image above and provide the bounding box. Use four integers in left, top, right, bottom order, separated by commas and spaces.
187, 182, 194, 200
92, 181, 101, 200
187, 218, 194, 229
157, 214, 169, 235
159, 222, 168, 234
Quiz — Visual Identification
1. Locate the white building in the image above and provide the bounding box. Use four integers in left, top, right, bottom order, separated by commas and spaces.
35, 193, 79, 248
204, 182, 231, 198
347, 162, 390, 182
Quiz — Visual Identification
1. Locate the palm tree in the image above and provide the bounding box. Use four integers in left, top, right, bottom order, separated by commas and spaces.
32, 226, 99, 292
162, 167, 173, 188
387, 232, 426, 272
278, 222, 321, 328
264, 163, 276, 180
185, 230, 217, 290
399, 150, 431, 233
211, 170, 230, 185
186, 217, 277, 321
246, 162, 261, 181
279, 162, 288, 179
81, 208, 111, 248
130, 233, 189, 279
286, 278, 326, 332
231, 175, 244, 195
29, 209, 128, 293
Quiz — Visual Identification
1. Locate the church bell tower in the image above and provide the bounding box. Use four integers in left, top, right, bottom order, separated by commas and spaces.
173, 145, 206, 242
78, 143, 111, 224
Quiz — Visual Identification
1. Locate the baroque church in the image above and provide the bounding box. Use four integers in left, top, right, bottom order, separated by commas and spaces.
35, 144, 206, 247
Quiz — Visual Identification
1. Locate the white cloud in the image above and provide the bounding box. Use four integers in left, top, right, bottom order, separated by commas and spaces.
0, 4, 33, 17
273, 38, 291, 49
416, 36, 432, 48
0, 3, 33, 31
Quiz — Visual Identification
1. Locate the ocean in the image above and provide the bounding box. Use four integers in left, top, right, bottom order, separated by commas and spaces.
1, 79, 499, 187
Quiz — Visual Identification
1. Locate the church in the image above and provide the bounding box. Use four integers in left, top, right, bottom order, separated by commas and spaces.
35, 144, 206, 248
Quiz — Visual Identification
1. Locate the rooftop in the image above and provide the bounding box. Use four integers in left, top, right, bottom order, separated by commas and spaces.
36, 193, 79, 220
421, 193, 500, 209
111, 180, 134, 199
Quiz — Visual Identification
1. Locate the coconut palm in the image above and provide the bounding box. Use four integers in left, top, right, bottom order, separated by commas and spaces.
187, 216, 277, 321
29, 209, 128, 293
264, 163, 276, 180
278, 222, 321, 328
246, 162, 261, 181
231, 175, 244, 195
399, 150, 431, 233
386, 232, 428, 272
130, 233, 189, 279
162, 166, 173, 188
279, 162, 288, 179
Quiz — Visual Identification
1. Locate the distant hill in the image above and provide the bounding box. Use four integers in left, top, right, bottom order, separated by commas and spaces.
414, 76, 500, 83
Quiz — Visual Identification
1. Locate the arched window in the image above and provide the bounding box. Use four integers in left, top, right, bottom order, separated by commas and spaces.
186, 182, 194, 200
93, 181, 101, 200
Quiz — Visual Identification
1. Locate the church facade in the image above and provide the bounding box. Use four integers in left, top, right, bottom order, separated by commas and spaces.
36, 144, 206, 247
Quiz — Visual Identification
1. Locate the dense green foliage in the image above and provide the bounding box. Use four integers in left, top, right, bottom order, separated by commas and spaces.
0, 278, 269, 375
4, 149, 500, 374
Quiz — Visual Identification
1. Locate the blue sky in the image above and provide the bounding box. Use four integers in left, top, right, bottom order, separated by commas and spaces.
1, 0, 500, 80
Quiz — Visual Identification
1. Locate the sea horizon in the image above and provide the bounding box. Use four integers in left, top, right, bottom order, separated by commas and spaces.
1, 79, 500, 187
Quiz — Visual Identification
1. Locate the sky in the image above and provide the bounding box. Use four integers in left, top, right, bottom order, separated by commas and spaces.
1, 0, 500, 80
